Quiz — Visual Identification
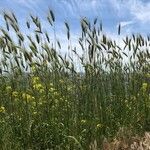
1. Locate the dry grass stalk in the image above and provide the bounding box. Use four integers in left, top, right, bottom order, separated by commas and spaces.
89, 132, 150, 150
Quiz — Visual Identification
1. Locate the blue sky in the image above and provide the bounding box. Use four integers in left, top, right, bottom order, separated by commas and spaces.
0, 0, 150, 32
0, 0, 150, 51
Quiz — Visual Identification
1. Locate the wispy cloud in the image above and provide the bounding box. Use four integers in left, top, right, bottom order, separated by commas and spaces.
110, 0, 150, 24
120, 21, 134, 28
130, 0, 150, 23
10, 0, 40, 12
1, 0, 150, 38
60, 0, 102, 19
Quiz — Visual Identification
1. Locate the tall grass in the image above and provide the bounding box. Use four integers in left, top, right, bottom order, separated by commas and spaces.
0, 11, 149, 149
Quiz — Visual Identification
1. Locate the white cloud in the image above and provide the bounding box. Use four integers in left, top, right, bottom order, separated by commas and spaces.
110, 0, 150, 23
120, 21, 134, 28
60, 0, 102, 18
130, 0, 150, 23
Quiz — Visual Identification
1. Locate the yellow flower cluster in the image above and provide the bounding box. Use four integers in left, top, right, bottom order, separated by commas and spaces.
49, 85, 59, 99
59, 79, 64, 84
33, 83, 44, 93
142, 83, 148, 92
96, 123, 103, 129
0, 106, 6, 113
32, 77, 40, 84
6, 86, 12, 92
22, 93, 35, 102
48, 83, 70, 111
31, 65, 36, 72
146, 73, 150, 78
12, 91, 19, 98
11, 91, 19, 101
31, 76, 44, 93
81, 119, 86, 124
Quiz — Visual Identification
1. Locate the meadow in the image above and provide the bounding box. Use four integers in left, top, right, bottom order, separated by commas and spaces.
0, 10, 149, 149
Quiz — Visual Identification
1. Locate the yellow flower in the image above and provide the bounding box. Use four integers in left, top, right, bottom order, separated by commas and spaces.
27, 95, 32, 101
39, 88, 44, 93
32, 77, 40, 84
33, 83, 44, 93
146, 73, 150, 78
22, 93, 26, 99
49, 87, 55, 92
22, 93, 35, 102
67, 86, 72, 91
33, 83, 43, 90
31, 65, 36, 72
6, 86, 12, 92
60, 98, 63, 101
49, 83, 53, 87
33, 111, 37, 115
54, 99, 58, 104
12, 91, 18, 98
53, 91, 59, 97
0, 106, 6, 113
38, 102, 43, 105
81, 120, 86, 124
59, 79, 64, 84
142, 83, 148, 92
96, 124, 103, 129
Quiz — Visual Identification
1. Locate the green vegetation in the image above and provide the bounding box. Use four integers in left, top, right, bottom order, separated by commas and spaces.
0, 11, 149, 149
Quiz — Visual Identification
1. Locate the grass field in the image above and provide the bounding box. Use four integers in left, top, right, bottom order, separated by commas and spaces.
0, 11, 149, 149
